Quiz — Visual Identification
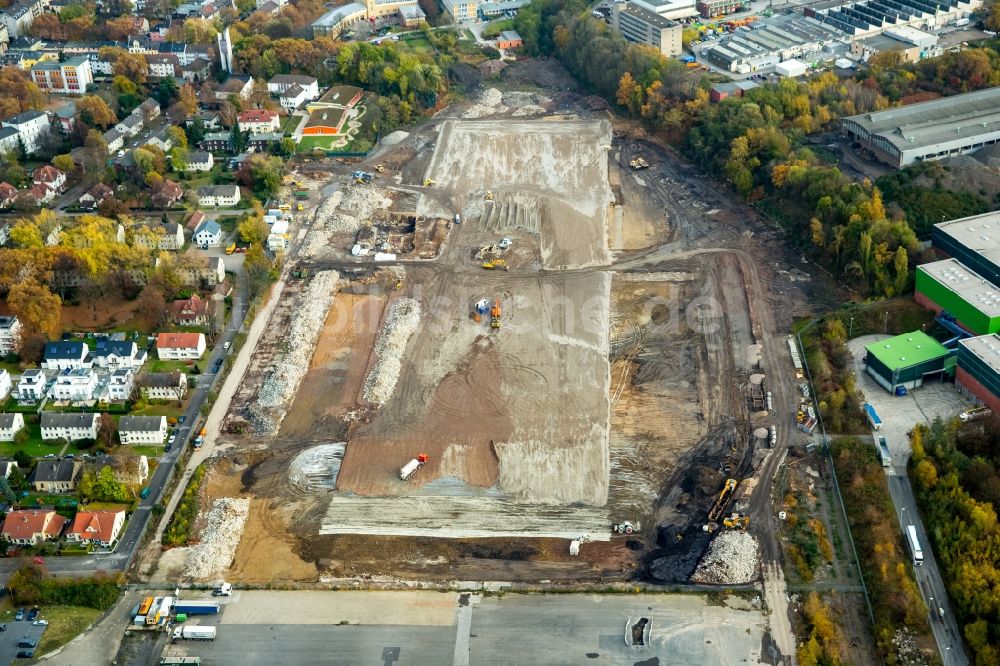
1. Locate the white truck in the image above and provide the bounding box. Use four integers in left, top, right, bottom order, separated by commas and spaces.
173, 626, 217, 641
212, 582, 232, 596
400, 454, 428, 480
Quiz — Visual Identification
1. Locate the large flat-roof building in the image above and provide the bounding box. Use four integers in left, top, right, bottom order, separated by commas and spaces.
842, 86, 1000, 168
612, 2, 683, 57
631, 0, 698, 20
915, 259, 1000, 336
931, 212, 1000, 287
864, 330, 954, 394
956, 334, 1000, 414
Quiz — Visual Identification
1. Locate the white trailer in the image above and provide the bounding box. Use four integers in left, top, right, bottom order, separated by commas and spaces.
173, 626, 217, 641
400, 454, 428, 480
906, 525, 924, 566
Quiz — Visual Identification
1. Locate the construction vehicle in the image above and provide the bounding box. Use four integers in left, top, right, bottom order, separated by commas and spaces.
423, 178, 436, 187
485, 191, 494, 201
722, 513, 749, 530
395, 278, 403, 290
291, 180, 303, 187
472, 298, 490, 324
296, 203, 304, 211
629, 157, 650, 170
374, 164, 386, 173
292, 268, 310, 280
400, 454, 428, 480
482, 259, 508, 270
707, 478, 737, 522
225, 243, 236, 255
498, 237, 512, 250
476, 244, 502, 260
613, 521, 639, 534
353, 171, 374, 184
490, 298, 502, 329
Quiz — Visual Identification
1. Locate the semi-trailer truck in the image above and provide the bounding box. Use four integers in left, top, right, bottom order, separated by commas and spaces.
864, 402, 882, 430
172, 626, 217, 641
172, 601, 220, 615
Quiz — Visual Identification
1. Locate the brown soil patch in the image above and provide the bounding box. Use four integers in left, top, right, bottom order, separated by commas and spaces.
228, 499, 318, 583
203, 458, 246, 499
279, 292, 386, 439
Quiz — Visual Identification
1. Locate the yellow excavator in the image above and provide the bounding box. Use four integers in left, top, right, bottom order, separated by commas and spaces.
485, 191, 494, 201
423, 178, 436, 187
374, 164, 386, 173
722, 513, 749, 530
490, 298, 502, 329
483, 259, 509, 271
707, 478, 737, 522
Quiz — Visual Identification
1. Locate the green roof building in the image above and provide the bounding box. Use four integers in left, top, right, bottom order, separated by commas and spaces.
864, 331, 955, 394
915, 259, 1000, 335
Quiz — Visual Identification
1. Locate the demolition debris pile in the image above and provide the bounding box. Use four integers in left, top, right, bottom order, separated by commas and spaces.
691, 531, 759, 584
253, 271, 339, 433
301, 186, 393, 257
363, 298, 421, 406
185, 498, 250, 580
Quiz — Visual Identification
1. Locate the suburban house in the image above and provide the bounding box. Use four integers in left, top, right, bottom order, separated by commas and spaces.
184, 151, 214, 172
0, 128, 19, 159
1, 110, 50, 154
40, 412, 99, 441
118, 415, 167, 444
32, 165, 66, 193
155, 332, 206, 360
185, 210, 207, 233
268, 74, 319, 97
0, 459, 17, 478
197, 185, 240, 207
15, 368, 47, 401
115, 113, 143, 139
496, 30, 523, 50
164, 255, 226, 286
26, 182, 57, 204
103, 128, 124, 154
138, 98, 162, 122
48, 367, 98, 401
30, 459, 83, 492
92, 453, 149, 485
107, 368, 135, 402
1, 510, 67, 545
215, 75, 254, 101
278, 84, 312, 110
0, 315, 21, 355
133, 222, 185, 251
64, 510, 125, 547
0, 182, 17, 208
171, 294, 215, 326
42, 341, 91, 370
193, 219, 222, 246
78, 182, 114, 211
151, 179, 184, 208
0, 369, 10, 400
93, 340, 145, 370
139, 372, 187, 401
146, 53, 180, 78
237, 109, 281, 133
199, 132, 232, 152
0, 413, 25, 442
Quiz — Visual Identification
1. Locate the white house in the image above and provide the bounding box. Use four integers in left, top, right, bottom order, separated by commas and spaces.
279, 85, 313, 111
92, 340, 145, 370
114, 114, 143, 139
184, 151, 214, 172
41, 341, 91, 370
267, 74, 319, 99
0, 369, 11, 400
193, 220, 222, 247
0, 316, 21, 355
133, 223, 185, 251
1, 110, 51, 155
40, 412, 99, 441
117, 415, 167, 445
49, 367, 98, 401
107, 368, 135, 402
155, 332, 206, 360
0, 413, 25, 442
197, 185, 240, 207
138, 372, 188, 401
237, 109, 281, 133
65, 509, 125, 547
33, 165, 66, 193
15, 368, 47, 401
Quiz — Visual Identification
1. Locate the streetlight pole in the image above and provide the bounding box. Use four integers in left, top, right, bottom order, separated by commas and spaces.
884, 311, 889, 334
849, 316, 854, 339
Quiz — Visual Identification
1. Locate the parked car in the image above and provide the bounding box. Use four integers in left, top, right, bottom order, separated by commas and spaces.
168, 433, 176, 445
224, 341, 231, 349
14, 609, 24, 621
178, 416, 186, 424
17, 638, 36, 648
16, 651, 33, 658
26, 608, 38, 621
33, 620, 48, 626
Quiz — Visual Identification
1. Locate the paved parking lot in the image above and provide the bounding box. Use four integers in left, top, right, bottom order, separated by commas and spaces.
0, 618, 47, 663
849, 335, 971, 471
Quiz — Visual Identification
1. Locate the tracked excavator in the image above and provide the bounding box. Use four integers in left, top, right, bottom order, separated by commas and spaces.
707, 478, 737, 522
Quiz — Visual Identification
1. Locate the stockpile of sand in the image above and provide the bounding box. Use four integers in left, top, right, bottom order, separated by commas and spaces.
185, 498, 250, 581
363, 298, 421, 406
691, 531, 759, 584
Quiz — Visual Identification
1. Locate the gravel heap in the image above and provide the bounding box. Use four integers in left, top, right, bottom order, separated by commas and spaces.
185, 497, 250, 581
462, 87, 507, 118
259, 271, 339, 411
242, 403, 275, 437
339, 183, 392, 220
382, 130, 409, 146
302, 185, 392, 257
363, 298, 421, 406
691, 531, 759, 584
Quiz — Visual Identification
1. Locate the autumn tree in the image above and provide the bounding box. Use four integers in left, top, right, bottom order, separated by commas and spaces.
78, 95, 118, 128
177, 83, 199, 116
100, 47, 148, 85
52, 154, 75, 174
0, 68, 45, 117
7, 278, 62, 339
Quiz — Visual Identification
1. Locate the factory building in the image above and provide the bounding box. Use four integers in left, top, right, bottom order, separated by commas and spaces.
612, 2, 684, 56
915, 259, 1000, 336
863, 331, 954, 394
956, 334, 1000, 415
930, 212, 1000, 288
630, 0, 698, 20
842, 86, 1000, 168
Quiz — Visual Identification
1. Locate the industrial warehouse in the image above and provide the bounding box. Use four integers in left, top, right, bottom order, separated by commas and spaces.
701, 0, 978, 73
914, 259, 1000, 336
864, 331, 954, 394
842, 86, 1000, 168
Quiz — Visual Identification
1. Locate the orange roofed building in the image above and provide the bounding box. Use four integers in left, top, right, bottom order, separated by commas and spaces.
1, 510, 67, 545
155, 332, 206, 360
65, 510, 126, 547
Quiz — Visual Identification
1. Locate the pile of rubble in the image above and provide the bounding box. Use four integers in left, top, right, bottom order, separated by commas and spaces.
690, 531, 759, 584
363, 297, 421, 405
339, 183, 392, 220
184, 497, 250, 581
462, 87, 506, 118
505, 91, 551, 117
242, 403, 276, 437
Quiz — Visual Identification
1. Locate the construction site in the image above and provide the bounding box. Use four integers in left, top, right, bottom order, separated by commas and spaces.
150, 81, 824, 595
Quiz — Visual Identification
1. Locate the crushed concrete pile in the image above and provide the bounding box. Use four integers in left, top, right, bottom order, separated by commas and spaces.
339, 183, 392, 220
505, 92, 551, 117
242, 403, 275, 437
255, 271, 339, 434
382, 130, 409, 146
185, 497, 250, 580
363, 298, 421, 405
691, 531, 759, 584
462, 87, 507, 118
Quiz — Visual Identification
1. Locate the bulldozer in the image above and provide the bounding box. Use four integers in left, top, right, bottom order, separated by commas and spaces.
483, 259, 509, 271
629, 157, 650, 170
423, 178, 436, 187
613, 521, 639, 534
707, 478, 737, 522
722, 513, 750, 530
485, 191, 494, 201
490, 298, 502, 329
374, 164, 386, 173
352, 170, 373, 184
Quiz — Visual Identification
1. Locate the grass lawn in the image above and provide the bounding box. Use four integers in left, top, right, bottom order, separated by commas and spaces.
398, 35, 435, 57
36, 605, 104, 655
0, 360, 21, 375
0, 423, 84, 457
146, 359, 205, 375
131, 400, 188, 421
297, 135, 341, 152
130, 445, 164, 459
280, 115, 300, 133
81, 501, 131, 511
